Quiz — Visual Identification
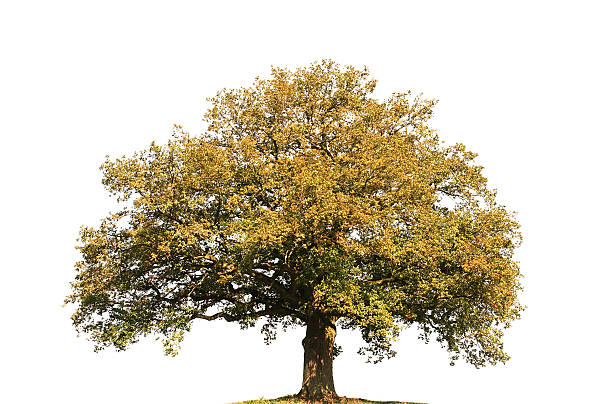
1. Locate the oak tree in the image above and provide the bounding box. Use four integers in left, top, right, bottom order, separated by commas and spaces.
66, 60, 523, 400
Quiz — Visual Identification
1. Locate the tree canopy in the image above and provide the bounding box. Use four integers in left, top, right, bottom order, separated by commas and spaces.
66, 60, 523, 399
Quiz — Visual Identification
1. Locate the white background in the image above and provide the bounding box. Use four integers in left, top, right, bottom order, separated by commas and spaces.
1, 1, 610, 403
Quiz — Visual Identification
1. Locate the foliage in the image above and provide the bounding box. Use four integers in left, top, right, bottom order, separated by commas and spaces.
66, 60, 522, 367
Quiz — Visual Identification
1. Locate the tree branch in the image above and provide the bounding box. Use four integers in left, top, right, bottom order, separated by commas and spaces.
192, 307, 297, 322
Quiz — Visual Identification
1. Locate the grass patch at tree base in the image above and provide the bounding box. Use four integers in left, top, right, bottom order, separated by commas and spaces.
231, 395, 427, 404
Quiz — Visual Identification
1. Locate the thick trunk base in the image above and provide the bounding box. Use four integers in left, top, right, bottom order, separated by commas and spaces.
298, 314, 338, 401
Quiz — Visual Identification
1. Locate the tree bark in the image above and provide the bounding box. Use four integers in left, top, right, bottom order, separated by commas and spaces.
297, 314, 338, 400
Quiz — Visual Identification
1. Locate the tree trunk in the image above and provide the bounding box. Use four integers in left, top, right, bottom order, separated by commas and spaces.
297, 314, 338, 401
